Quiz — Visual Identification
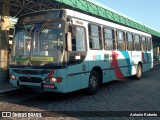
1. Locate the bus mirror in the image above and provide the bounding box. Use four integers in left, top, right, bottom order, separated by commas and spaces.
66, 32, 72, 52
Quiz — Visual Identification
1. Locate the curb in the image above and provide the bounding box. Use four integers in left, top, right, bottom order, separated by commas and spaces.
0, 88, 18, 96
0, 88, 17, 94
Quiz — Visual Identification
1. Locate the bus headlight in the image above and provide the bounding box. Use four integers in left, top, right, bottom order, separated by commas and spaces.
10, 75, 16, 79
50, 77, 62, 83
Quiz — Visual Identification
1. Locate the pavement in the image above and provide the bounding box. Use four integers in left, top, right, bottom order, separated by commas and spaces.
0, 80, 18, 95
0, 60, 160, 95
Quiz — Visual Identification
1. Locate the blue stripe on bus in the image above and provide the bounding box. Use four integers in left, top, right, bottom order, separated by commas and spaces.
120, 51, 132, 75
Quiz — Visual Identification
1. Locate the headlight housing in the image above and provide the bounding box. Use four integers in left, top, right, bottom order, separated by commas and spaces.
50, 77, 62, 83
46, 77, 62, 83
10, 75, 16, 79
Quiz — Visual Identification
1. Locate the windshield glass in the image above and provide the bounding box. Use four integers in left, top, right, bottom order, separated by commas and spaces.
11, 21, 65, 66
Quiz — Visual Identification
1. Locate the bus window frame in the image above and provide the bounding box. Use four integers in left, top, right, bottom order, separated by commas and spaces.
116, 30, 125, 50
147, 37, 152, 51
141, 36, 147, 51
67, 24, 88, 65
103, 26, 115, 50
88, 23, 103, 50
134, 34, 141, 51
126, 32, 134, 51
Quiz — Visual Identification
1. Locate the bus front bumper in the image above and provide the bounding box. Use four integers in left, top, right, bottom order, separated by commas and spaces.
10, 79, 59, 92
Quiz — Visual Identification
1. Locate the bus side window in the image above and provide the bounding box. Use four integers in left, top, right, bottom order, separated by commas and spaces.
141, 36, 146, 51
135, 34, 141, 51
68, 25, 87, 64
127, 32, 133, 51
117, 30, 125, 50
88, 24, 102, 50
103, 27, 114, 50
147, 37, 151, 51
68, 25, 86, 51
72, 26, 86, 51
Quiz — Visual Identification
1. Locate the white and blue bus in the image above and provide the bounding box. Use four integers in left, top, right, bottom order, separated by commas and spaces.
9, 9, 153, 94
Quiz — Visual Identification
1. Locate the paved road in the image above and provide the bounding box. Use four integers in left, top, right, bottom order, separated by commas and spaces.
1, 64, 160, 120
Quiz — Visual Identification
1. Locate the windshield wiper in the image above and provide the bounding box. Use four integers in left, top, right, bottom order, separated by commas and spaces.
22, 23, 36, 65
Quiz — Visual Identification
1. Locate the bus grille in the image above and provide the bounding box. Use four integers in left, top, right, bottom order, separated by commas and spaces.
19, 77, 43, 83
13, 69, 50, 75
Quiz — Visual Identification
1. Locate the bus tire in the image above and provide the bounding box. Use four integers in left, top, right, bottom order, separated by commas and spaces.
86, 70, 99, 95
135, 63, 142, 80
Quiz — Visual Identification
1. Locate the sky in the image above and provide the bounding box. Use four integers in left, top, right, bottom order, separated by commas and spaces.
93, 0, 160, 31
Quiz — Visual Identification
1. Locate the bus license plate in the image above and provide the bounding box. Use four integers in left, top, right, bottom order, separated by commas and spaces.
43, 84, 54, 89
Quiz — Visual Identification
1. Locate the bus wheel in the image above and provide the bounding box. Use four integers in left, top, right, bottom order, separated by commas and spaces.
87, 70, 99, 95
135, 64, 142, 80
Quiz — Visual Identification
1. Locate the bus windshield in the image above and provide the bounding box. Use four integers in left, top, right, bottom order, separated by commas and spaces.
11, 21, 65, 66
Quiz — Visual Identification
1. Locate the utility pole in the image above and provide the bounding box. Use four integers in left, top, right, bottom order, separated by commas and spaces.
0, 0, 10, 81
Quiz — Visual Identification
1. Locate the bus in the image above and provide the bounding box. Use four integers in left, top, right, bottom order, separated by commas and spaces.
9, 9, 153, 94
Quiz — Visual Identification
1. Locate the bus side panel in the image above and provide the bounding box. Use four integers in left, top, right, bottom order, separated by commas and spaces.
80, 72, 90, 89
117, 51, 132, 78
131, 51, 142, 75
103, 69, 113, 83
109, 51, 133, 79
87, 50, 114, 82
54, 69, 68, 93
142, 51, 153, 72
67, 74, 81, 92
67, 62, 89, 92
103, 51, 114, 82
